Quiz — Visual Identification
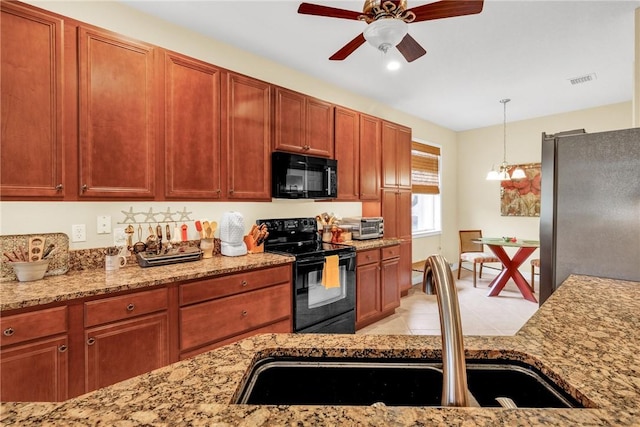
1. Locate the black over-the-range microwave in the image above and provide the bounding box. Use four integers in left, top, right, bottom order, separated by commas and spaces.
272, 152, 337, 199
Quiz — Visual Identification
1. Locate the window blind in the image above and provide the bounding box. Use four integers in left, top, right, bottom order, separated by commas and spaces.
411, 142, 440, 194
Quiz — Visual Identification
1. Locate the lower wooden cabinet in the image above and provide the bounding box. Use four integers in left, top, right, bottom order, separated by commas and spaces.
84, 312, 169, 392
0, 306, 68, 402
179, 265, 292, 358
0, 335, 68, 402
355, 245, 401, 330
0, 263, 293, 402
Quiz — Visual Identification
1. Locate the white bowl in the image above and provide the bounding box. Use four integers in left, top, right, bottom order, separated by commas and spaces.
11, 259, 50, 282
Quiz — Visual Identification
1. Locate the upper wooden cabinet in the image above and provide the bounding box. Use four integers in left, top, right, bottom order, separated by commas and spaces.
273, 87, 334, 158
359, 114, 382, 200
334, 108, 381, 201
381, 121, 412, 189
163, 52, 222, 199
0, 2, 65, 199
78, 26, 157, 198
334, 107, 360, 201
223, 72, 272, 200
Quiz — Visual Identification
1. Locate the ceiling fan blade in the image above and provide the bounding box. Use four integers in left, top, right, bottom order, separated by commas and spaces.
329, 33, 366, 60
408, 0, 484, 23
396, 34, 426, 62
297, 3, 362, 20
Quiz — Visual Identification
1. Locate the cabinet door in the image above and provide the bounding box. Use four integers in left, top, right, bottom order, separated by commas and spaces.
78, 26, 156, 198
381, 257, 400, 312
0, 3, 64, 198
85, 312, 168, 392
0, 336, 68, 402
381, 121, 399, 188
305, 97, 334, 158
381, 188, 399, 238
273, 86, 305, 153
397, 188, 413, 239
356, 262, 380, 324
359, 114, 381, 200
164, 52, 221, 199
396, 125, 412, 189
399, 240, 413, 294
334, 107, 359, 200
382, 121, 412, 189
223, 72, 271, 200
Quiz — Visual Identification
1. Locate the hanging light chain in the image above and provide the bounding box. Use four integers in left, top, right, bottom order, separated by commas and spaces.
501, 98, 510, 167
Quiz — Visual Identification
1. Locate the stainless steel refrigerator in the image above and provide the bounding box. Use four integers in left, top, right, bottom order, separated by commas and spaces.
539, 127, 640, 304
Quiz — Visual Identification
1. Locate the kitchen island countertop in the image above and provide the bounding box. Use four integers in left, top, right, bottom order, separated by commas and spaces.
2, 274, 639, 426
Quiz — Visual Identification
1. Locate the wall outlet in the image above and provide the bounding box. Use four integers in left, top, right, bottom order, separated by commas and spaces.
71, 224, 86, 242
113, 227, 127, 246
97, 215, 111, 234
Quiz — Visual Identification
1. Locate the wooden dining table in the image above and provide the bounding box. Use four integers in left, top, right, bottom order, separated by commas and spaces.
472, 238, 539, 303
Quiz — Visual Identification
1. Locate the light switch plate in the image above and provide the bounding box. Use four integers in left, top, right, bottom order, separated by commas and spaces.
97, 215, 111, 234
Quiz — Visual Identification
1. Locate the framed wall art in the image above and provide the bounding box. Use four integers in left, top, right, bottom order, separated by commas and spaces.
500, 163, 541, 217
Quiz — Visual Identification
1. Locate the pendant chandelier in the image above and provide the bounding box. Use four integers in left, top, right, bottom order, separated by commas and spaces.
486, 99, 526, 181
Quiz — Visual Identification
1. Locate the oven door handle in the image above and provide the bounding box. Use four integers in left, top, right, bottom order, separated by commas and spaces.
296, 252, 355, 267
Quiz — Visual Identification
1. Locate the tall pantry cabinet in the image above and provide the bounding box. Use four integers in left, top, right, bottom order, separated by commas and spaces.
364, 120, 413, 295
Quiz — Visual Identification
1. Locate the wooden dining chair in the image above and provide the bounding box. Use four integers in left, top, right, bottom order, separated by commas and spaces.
530, 258, 540, 292
457, 230, 500, 287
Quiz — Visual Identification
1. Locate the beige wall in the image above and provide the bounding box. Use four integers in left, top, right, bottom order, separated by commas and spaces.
456, 101, 633, 264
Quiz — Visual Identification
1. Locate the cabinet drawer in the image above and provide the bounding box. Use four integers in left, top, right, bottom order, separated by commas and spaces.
84, 288, 168, 327
180, 282, 291, 351
180, 264, 291, 306
357, 248, 380, 266
1, 306, 67, 347
381, 245, 400, 260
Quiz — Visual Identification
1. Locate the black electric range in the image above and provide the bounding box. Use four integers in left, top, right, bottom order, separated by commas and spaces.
256, 217, 356, 334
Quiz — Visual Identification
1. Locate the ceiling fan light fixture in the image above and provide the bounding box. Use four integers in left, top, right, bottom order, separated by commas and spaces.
363, 18, 408, 53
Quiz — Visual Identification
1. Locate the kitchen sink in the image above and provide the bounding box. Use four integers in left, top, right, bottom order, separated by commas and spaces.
235, 357, 584, 408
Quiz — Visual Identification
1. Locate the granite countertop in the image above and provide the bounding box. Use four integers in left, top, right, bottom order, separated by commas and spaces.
2, 274, 639, 426
0, 252, 295, 312
0, 238, 400, 312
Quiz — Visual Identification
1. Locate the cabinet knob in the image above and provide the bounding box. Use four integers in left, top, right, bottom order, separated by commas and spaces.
240, 280, 248, 287
58, 344, 68, 353
229, 189, 234, 194
81, 184, 88, 192
3, 327, 15, 337
87, 337, 96, 345
55, 184, 63, 191
126, 303, 135, 311
216, 189, 221, 194
241, 310, 248, 317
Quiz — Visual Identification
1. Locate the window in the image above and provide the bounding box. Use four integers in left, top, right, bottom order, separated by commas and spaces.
411, 141, 441, 236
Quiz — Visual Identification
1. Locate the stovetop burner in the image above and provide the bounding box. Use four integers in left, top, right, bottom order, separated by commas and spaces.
256, 217, 355, 258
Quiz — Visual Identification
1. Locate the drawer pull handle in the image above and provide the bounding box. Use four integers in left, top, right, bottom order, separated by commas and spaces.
127, 303, 135, 311
241, 310, 248, 317
58, 344, 68, 353
87, 337, 96, 345
3, 327, 15, 337
241, 280, 248, 287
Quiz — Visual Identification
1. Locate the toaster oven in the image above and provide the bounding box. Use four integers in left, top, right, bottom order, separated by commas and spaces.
340, 217, 384, 240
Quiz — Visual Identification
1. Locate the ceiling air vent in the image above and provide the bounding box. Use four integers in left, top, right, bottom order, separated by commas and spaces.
568, 73, 597, 85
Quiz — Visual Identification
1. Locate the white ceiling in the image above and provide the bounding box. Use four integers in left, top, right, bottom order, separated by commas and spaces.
120, 0, 640, 131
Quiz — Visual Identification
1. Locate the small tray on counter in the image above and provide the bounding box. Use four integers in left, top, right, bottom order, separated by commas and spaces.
136, 247, 202, 268
1, 233, 70, 282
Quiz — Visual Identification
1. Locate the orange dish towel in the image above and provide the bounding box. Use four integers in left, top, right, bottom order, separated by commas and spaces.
322, 255, 341, 289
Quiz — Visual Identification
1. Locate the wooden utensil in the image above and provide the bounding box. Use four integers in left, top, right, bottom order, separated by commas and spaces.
28, 236, 45, 261
202, 221, 210, 238
209, 221, 218, 237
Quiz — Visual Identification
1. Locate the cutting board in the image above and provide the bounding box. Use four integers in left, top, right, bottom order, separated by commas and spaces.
1, 233, 70, 282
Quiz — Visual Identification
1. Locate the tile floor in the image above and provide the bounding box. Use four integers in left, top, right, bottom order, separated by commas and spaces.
356, 269, 539, 336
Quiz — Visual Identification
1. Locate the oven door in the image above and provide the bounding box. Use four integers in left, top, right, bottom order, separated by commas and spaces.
294, 251, 355, 332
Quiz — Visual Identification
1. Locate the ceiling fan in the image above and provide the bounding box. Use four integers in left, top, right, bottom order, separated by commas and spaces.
297, 0, 484, 62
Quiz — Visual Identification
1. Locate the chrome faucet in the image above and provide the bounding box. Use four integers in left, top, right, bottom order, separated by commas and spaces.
423, 254, 472, 407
